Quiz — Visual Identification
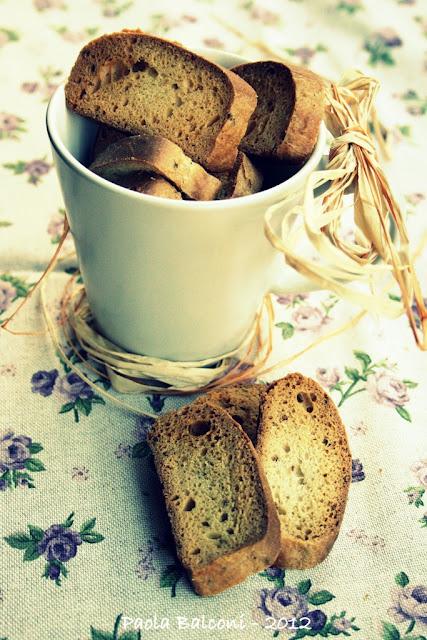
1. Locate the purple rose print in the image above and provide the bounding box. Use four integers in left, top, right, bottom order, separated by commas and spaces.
47, 211, 65, 242
31, 369, 58, 397
38, 524, 82, 563
25, 159, 51, 183
364, 28, 402, 65
55, 365, 105, 423
57, 372, 94, 402
351, 459, 365, 483
332, 617, 354, 632
46, 563, 61, 580
388, 585, 427, 625
250, 5, 279, 25
0, 363, 17, 376
316, 367, 340, 389
3, 158, 52, 185
134, 415, 155, 442
0, 279, 17, 312
346, 528, 385, 552
367, 371, 409, 407
253, 586, 308, 630
262, 566, 285, 581
291, 306, 328, 331
374, 27, 403, 47
5, 513, 104, 586
203, 37, 224, 49
135, 541, 156, 580
0, 112, 25, 139
305, 609, 327, 631
33, 0, 65, 9
114, 443, 132, 459
71, 466, 89, 481
255, 571, 360, 635
276, 293, 309, 307
411, 460, 427, 488
0, 432, 32, 471
21, 81, 39, 93
406, 192, 425, 207
0, 433, 44, 490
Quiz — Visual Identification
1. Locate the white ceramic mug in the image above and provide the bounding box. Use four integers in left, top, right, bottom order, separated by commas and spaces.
46, 48, 325, 361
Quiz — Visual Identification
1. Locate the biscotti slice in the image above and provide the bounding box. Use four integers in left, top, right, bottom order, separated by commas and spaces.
257, 373, 351, 569
115, 174, 182, 199
196, 383, 267, 443
89, 134, 221, 200
65, 30, 257, 171
147, 401, 280, 596
217, 152, 263, 199
92, 123, 129, 158
233, 61, 324, 164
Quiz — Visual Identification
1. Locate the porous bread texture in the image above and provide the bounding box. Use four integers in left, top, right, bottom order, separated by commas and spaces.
147, 401, 280, 596
216, 151, 263, 199
196, 383, 267, 444
89, 134, 221, 200
233, 61, 324, 164
65, 30, 257, 172
257, 373, 352, 569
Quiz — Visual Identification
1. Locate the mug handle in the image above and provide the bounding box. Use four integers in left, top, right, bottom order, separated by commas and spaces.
268, 264, 322, 296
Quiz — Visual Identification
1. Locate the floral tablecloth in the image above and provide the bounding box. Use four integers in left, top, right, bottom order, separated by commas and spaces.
1, 0, 426, 639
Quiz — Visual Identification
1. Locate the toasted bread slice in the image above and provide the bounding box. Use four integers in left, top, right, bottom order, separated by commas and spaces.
233, 61, 324, 164
257, 373, 351, 569
147, 401, 280, 596
65, 30, 257, 171
124, 175, 183, 199
217, 152, 263, 199
92, 124, 129, 158
196, 383, 267, 444
89, 134, 221, 200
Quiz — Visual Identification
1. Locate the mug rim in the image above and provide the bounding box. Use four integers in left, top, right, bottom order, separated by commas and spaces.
46, 47, 326, 211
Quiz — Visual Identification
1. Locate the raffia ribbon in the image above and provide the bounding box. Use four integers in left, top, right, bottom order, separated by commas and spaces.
265, 71, 426, 349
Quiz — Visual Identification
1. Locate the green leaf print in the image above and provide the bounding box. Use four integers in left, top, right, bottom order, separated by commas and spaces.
308, 590, 335, 606
4, 533, 32, 549
160, 563, 185, 597
395, 406, 411, 422
297, 578, 312, 594
382, 621, 401, 640
395, 572, 410, 587
28, 525, 44, 541
90, 614, 141, 640
276, 321, 295, 340
23, 542, 42, 562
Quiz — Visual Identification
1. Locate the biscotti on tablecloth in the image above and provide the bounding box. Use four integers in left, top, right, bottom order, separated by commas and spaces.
146, 374, 351, 595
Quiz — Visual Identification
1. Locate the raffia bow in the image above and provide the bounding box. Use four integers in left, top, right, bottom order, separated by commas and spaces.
265, 70, 427, 348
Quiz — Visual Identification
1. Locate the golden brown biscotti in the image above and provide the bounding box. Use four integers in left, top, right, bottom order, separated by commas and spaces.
195, 383, 267, 444
257, 373, 351, 569
92, 124, 129, 158
233, 61, 324, 164
65, 30, 257, 172
89, 134, 221, 200
147, 401, 280, 596
217, 152, 263, 199
120, 175, 183, 199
